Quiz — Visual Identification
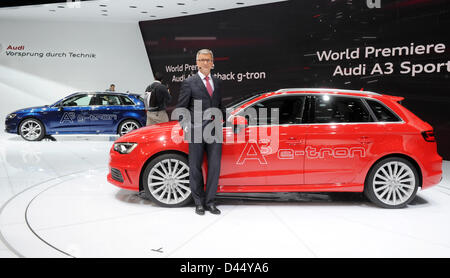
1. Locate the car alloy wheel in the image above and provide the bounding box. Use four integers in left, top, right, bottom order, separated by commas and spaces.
19, 119, 45, 141
365, 157, 419, 208
118, 120, 140, 136
143, 154, 192, 207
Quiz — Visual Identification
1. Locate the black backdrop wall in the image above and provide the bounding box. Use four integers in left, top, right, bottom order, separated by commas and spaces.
139, 0, 450, 159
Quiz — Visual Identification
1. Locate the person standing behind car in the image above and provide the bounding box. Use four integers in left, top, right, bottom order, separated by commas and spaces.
106, 84, 115, 92
144, 72, 172, 126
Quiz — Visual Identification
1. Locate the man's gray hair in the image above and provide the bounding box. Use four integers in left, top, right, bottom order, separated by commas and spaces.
196, 49, 214, 60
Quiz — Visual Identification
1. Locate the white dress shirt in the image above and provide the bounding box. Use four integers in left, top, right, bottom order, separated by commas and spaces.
197, 71, 214, 92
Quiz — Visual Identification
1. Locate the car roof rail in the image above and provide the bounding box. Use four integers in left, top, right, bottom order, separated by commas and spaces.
274, 88, 381, 96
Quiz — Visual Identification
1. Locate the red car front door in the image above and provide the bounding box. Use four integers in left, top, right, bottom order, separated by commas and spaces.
219, 95, 307, 189
220, 126, 267, 186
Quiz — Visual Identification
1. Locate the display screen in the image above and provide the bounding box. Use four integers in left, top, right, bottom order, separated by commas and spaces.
139, 0, 450, 158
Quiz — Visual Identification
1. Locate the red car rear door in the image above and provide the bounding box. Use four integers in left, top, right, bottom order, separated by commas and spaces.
304, 95, 374, 188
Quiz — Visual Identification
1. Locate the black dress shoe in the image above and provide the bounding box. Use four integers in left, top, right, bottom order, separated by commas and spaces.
206, 204, 221, 215
195, 205, 205, 215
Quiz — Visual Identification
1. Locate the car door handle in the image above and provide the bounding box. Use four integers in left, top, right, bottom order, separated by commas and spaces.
287, 137, 304, 145
359, 136, 372, 144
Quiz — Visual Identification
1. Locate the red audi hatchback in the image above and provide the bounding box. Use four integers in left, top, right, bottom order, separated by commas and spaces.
107, 88, 442, 209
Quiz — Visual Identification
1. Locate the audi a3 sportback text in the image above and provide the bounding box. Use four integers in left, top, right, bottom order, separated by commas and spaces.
107, 88, 442, 209
5, 92, 146, 141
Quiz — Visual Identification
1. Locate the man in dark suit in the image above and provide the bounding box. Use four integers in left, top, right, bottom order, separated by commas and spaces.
177, 49, 225, 215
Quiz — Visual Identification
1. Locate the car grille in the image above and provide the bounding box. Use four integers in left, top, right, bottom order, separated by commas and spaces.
111, 168, 124, 183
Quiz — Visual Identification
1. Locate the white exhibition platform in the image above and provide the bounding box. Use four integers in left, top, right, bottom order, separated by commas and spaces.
0, 133, 449, 258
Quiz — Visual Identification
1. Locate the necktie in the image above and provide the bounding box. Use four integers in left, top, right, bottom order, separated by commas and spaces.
204, 76, 213, 97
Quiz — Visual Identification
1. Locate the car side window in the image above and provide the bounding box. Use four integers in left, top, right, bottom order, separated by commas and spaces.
120, 96, 135, 105
312, 95, 372, 123
61, 94, 94, 106
137, 96, 145, 105
98, 95, 121, 106
243, 96, 306, 126
366, 99, 401, 122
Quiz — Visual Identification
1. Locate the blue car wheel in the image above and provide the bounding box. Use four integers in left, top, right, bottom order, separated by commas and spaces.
118, 119, 141, 136
19, 118, 46, 141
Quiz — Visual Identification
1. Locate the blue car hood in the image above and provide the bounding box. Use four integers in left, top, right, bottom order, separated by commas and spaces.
13, 105, 49, 114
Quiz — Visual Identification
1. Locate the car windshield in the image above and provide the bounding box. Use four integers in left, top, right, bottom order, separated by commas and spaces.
50, 93, 79, 106
226, 91, 268, 110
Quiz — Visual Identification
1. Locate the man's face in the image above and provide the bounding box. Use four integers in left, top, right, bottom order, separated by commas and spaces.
110, 85, 115, 91
196, 53, 214, 75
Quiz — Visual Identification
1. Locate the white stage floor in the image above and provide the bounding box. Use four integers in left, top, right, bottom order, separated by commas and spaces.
0, 133, 449, 258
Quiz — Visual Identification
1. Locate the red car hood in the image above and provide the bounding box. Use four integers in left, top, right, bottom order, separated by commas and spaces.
116, 121, 181, 143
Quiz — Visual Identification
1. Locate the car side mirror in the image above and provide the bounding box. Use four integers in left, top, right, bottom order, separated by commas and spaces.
230, 115, 248, 134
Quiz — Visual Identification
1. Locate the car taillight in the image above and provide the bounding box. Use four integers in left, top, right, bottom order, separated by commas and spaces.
422, 130, 436, 142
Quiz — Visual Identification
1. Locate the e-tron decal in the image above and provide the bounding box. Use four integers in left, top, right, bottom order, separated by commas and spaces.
60, 112, 76, 124
238, 143, 367, 165
61, 113, 117, 124
236, 141, 268, 165
78, 114, 118, 121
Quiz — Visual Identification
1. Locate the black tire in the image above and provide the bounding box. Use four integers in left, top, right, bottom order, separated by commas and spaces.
19, 118, 46, 141
118, 119, 141, 136
143, 153, 192, 207
364, 157, 419, 209
42, 135, 57, 141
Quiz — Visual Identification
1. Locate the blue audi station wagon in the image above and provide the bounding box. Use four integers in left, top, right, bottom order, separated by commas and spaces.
5, 92, 146, 141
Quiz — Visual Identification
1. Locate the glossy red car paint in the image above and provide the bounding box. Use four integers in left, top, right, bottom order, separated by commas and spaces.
107, 89, 442, 199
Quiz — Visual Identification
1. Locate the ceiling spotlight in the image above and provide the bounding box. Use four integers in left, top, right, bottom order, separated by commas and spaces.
129, 6, 137, 8
102, 14, 108, 16
49, 9, 56, 12
99, 4, 107, 7
208, 8, 215, 10
177, 3, 185, 5
156, 5, 164, 8
57, 6, 65, 8
181, 12, 188, 14
236, 2, 245, 4
141, 11, 148, 13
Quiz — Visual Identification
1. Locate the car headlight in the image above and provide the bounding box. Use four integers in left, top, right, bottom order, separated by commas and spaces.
114, 143, 138, 154
7, 113, 17, 119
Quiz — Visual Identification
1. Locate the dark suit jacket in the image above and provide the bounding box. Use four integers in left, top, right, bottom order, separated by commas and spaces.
177, 73, 225, 126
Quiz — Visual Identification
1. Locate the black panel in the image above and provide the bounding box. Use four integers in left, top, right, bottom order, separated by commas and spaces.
111, 168, 124, 183
139, 0, 450, 158
0, 0, 93, 8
